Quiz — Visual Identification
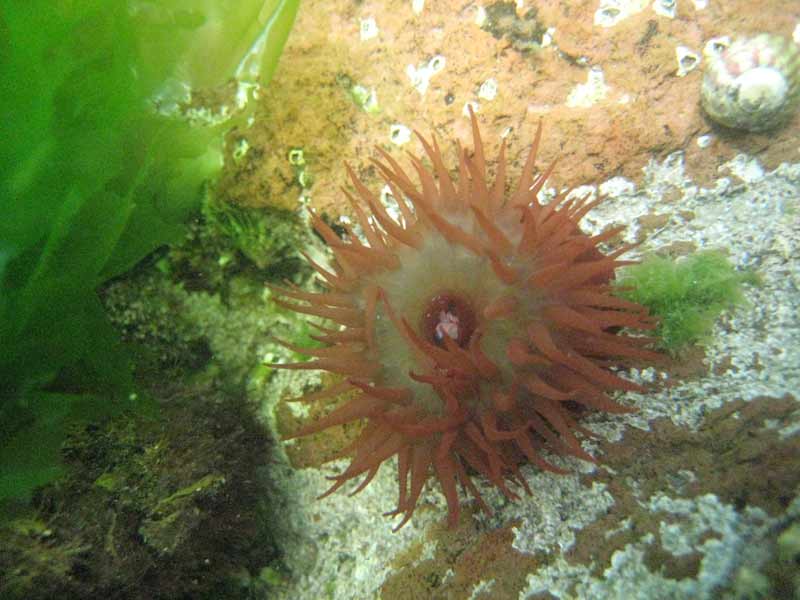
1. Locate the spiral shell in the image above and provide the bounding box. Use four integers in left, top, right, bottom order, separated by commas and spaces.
701, 34, 800, 132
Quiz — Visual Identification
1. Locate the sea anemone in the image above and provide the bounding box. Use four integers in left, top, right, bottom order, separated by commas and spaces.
272, 110, 658, 529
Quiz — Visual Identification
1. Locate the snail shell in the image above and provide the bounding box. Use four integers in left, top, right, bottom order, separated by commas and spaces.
701, 34, 800, 132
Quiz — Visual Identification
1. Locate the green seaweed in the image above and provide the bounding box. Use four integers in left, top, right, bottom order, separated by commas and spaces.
0, 0, 299, 507
202, 194, 307, 273
616, 251, 757, 355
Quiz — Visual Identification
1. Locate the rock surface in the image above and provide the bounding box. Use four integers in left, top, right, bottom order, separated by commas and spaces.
225, 2, 800, 598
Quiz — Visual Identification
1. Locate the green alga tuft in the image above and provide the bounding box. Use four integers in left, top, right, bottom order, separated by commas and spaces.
616, 251, 757, 355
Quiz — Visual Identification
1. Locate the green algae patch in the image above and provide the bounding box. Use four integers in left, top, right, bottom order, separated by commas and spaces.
202, 192, 309, 274
616, 251, 757, 355
153, 473, 226, 511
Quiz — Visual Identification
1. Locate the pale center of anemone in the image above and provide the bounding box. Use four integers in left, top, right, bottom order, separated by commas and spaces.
365, 212, 535, 415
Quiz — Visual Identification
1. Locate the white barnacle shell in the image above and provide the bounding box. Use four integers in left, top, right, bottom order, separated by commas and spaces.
700, 34, 800, 132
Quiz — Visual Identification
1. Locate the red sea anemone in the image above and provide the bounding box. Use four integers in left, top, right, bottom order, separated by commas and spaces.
272, 110, 658, 529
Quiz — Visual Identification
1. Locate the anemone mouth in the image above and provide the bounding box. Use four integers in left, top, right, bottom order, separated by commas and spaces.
271, 107, 660, 530
420, 292, 477, 348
